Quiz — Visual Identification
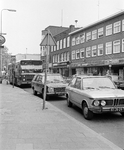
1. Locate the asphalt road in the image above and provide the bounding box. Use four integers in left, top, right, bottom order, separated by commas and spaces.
24, 87, 124, 149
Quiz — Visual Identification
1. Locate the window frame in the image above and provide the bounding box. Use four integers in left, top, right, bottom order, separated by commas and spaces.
122, 20, 124, 31
122, 39, 124, 52
92, 30, 97, 40
113, 40, 120, 54
80, 48, 85, 58
76, 49, 80, 59
92, 45, 97, 57
113, 21, 121, 34
86, 32, 91, 41
106, 24, 112, 36
98, 27, 104, 38
80, 33, 85, 43
106, 42, 112, 55
72, 50, 76, 60
86, 47, 91, 58
98, 44, 103, 56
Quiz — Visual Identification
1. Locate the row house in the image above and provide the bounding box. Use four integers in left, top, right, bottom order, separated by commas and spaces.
69, 11, 124, 78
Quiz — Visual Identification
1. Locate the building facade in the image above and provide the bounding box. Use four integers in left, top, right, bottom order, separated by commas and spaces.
69, 11, 124, 78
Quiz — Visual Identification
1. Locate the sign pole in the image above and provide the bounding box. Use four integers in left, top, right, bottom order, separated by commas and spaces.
42, 30, 49, 110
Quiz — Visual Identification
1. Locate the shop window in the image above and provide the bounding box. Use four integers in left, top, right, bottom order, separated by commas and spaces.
98, 27, 103, 38
106, 42, 112, 55
113, 21, 121, 34
98, 44, 103, 56
106, 24, 112, 36
113, 40, 120, 53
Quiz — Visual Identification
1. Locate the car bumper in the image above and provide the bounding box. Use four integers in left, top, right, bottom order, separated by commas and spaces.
47, 92, 66, 96
90, 106, 124, 113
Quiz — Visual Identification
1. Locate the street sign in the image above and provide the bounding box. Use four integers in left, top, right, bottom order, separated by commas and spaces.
40, 31, 56, 46
0, 35, 6, 45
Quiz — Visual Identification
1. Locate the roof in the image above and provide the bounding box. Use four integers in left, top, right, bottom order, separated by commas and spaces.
69, 10, 124, 35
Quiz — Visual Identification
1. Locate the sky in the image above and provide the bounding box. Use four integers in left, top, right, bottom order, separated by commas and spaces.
1, 0, 124, 55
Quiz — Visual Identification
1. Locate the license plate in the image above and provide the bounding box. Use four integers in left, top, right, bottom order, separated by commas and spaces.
110, 107, 124, 112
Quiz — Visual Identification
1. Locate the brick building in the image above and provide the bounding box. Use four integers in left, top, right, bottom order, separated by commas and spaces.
69, 11, 124, 78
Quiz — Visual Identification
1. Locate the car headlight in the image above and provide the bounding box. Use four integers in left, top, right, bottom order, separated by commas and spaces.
93, 100, 100, 106
48, 87, 54, 93
23, 78, 25, 81
101, 100, 106, 106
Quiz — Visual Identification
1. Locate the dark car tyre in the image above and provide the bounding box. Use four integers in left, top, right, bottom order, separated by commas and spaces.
67, 95, 72, 107
33, 88, 37, 95
120, 112, 124, 117
82, 102, 93, 120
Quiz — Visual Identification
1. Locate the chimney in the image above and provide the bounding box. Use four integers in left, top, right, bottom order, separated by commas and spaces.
69, 25, 75, 32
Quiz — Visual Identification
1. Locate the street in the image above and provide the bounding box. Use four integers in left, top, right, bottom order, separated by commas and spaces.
24, 87, 124, 149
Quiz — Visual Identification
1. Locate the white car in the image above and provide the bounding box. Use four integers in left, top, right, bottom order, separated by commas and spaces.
66, 75, 124, 120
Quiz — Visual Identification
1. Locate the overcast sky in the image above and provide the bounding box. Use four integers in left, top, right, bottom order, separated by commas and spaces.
1, 0, 124, 55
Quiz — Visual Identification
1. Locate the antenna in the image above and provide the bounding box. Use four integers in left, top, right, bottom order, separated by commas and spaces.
61, 9, 63, 27
98, 0, 100, 20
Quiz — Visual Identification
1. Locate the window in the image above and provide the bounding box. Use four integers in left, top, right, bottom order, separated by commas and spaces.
86, 32, 91, 41
98, 27, 103, 38
58, 54, 60, 63
54, 46, 56, 51
61, 53, 64, 62
122, 39, 124, 52
122, 20, 124, 31
72, 37, 75, 46
53, 55, 55, 63
106, 24, 112, 36
57, 41, 59, 50
80, 33, 85, 43
51, 46, 53, 52
114, 21, 121, 33
67, 37, 70, 47
98, 44, 103, 56
76, 49, 80, 59
113, 40, 120, 53
106, 42, 112, 54
72, 50, 75, 60
75, 78, 81, 89
76, 36, 80, 45
60, 40, 62, 49
86, 47, 91, 57
67, 52, 70, 61
80, 48, 85, 58
92, 30, 97, 40
63, 38, 66, 48
55, 55, 58, 63
64, 52, 66, 61
92, 45, 97, 57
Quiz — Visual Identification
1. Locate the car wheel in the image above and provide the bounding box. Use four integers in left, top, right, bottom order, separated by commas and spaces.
82, 102, 93, 120
33, 88, 37, 95
67, 95, 72, 107
120, 112, 124, 117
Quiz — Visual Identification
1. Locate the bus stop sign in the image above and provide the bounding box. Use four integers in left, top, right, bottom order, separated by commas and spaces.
0, 35, 6, 45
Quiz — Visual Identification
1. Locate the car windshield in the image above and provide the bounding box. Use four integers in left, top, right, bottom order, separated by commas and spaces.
43, 75, 64, 83
83, 77, 115, 89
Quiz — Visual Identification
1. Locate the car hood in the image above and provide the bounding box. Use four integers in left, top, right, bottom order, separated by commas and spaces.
83, 89, 124, 98
46, 82, 68, 88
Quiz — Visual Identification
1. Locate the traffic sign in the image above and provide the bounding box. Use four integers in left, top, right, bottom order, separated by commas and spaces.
0, 35, 6, 45
40, 30, 56, 46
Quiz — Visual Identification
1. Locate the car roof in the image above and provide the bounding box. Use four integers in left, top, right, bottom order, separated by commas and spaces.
35, 73, 62, 76
75, 75, 107, 79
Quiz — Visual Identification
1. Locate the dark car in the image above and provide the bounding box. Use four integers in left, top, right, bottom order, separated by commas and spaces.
66, 75, 124, 120
31, 73, 67, 100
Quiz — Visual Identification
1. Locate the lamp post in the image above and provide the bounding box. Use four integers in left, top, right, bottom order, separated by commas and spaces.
0, 9, 16, 75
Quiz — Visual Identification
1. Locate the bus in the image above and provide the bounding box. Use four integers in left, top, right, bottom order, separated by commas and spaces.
8, 59, 43, 86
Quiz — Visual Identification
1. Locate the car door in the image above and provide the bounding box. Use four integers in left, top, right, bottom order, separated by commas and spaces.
36, 75, 43, 93
70, 77, 82, 108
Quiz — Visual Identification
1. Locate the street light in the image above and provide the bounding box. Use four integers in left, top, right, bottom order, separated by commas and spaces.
0, 9, 16, 74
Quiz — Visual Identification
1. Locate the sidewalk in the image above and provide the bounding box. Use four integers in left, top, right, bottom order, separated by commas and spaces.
0, 81, 122, 150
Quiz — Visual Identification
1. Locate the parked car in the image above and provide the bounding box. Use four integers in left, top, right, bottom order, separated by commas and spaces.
66, 75, 124, 120
31, 73, 67, 100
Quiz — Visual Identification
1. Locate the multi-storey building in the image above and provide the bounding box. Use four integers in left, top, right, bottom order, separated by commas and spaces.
40, 25, 69, 72
69, 11, 124, 78
40, 25, 78, 77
